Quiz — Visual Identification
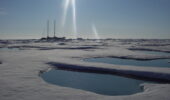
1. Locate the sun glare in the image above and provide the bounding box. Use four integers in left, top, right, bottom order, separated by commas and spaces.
62, 0, 77, 39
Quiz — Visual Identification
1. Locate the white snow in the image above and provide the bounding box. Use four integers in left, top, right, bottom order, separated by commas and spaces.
0, 39, 170, 100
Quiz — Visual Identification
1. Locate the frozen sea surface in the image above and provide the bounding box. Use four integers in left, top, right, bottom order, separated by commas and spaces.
85, 58, 170, 68
0, 39, 170, 100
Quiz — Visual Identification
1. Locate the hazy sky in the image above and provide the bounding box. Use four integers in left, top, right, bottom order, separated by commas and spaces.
0, 0, 170, 39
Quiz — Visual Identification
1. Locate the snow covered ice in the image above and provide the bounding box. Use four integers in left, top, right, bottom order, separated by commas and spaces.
0, 39, 170, 100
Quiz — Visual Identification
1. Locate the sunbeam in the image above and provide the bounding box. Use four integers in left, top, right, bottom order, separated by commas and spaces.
61, 0, 77, 39
92, 24, 100, 40
62, 0, 70, 27
72, 0, 77, 38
